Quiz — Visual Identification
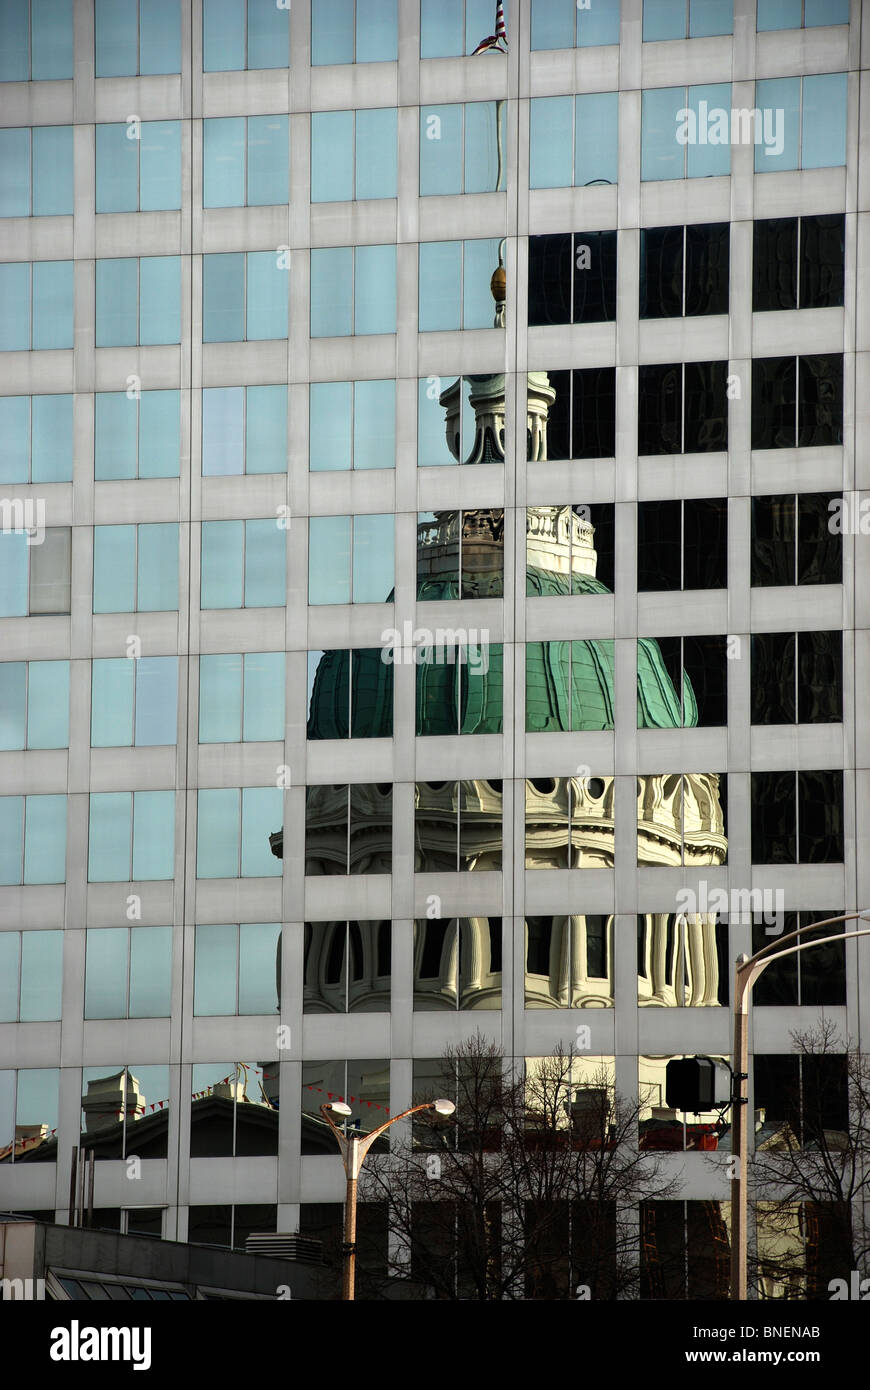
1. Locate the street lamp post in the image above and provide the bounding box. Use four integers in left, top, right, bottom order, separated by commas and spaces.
730, 910, 870, 1300
320, 1096, 456, 1300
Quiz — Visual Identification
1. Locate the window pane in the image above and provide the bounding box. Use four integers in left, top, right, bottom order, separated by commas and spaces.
310, 382, 352, 470
129, 927, 171, 1016
137, 522, 178, 611
96, 258, 137, 347
0, 532, 28, 615
247, 250, 288, 339
641, 87, 682, 181
94, 526, 137, 613
311, 111, 353, 202
754, 77, 799, 171
687, 84, 731, 177
139, 256, 180, 344
247, 115, 288, 205
23, 795, 65, 883
92, 659, 135, 746
1, 128, 31, 216
354, 380, 394, 469
246, 385, 287, 473
32, 260, 73, 348
805, 0, 848, 21
420, 104, 463, 196
85, 928, 128, 1018
644, 0, 684, 40
801, 73, 847, 170
139, 120, 181, 209
239, 923, 281, 1014
356, 107, 397, 199
32, 393, 73, 481
0, 0, 30, 80
689, 0, 731, 38
354, 244, 395, 334
575, 93, 618, 185
311, 247, 353, 336
203, 117, 245, 207
421, 0, 462, 57
28, 661, 69, 748
0, 396, 28, 481
309, 516, 351, 603
203, 252, 244, 342
0, 797, 24, 884
0, 663, 26, 749
95, 0, 137, 75
202, 387, 244, 475
244, 519, 285, 606
0, 262, 30, 350
243, 652, 284, 740
311, 0, 354, 64
132, 791, 174, 879
195, 924, 238, 1014
88, 792, 131, 881
356, 0, 396, 61
530, 96, 574, 188
21, 930, 62, 1020
0, 934, 19, 1019
95, 393, 137, 479
139, 389, 180, 478
200, 654, 243, 742
135, 657, 177, 745
248, 0, 290, 67
353, 514, 394, 602
463, 238, 501, 328
241, 787, 283, 876
139, 0, 180, 74
29, 526, 70, 614
756, 0, 800, 28
419, 241, 462, 330
201, 520, 244, 608
32, 125, 73, 214
531, 0, 575, 49
203, 0, 245, 70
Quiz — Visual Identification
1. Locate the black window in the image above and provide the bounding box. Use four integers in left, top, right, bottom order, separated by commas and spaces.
305, 783, 393, 875
638, 361, 727, 454
753, 214, 844, 312
750, 494, 842, 586
752, 354, 843, 448
637, 498, 728, 591
640, 223, 729, 318
540, 367, 616, 459
642, 635, 727, 726
753, 1054, 848, 1146
751, 912, 846, 1006
751, 770, 844, 863
750, 631, 842, 724
529, 231, 617, 326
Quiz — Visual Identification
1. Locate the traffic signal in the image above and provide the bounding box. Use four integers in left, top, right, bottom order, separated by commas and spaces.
665, 1057, 731, 1113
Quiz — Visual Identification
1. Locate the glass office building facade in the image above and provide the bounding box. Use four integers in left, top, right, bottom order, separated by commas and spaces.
0, 0, 866, 1293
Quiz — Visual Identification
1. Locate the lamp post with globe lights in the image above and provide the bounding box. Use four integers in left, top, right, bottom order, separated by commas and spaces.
321, 1096, 456, 1300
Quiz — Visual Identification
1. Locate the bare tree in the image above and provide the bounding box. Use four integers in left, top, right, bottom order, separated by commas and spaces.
360, 1035, 680, 1300
749, 1022, 870, 1299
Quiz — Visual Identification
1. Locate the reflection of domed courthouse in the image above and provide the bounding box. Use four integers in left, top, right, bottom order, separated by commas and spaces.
304, 368, 727, 1014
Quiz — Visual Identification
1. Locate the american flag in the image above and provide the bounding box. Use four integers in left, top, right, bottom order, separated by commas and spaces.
471, 1, 507, 54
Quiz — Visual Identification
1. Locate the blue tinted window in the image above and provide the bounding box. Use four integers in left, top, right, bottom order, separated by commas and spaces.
244, 519, 285, 605
30, 0, 74, 79
203, 0, 245, 68
20, 931, 63, 1020
310, 382, 352, 470
0, 128, 29, 215
529, 96, 577, 189
130, 927, 172, 1015
203, 252, 244, 341
94, 526, 135, 612
137, 523, 178, 611
243, 653, 284, 739
96, 0, 180, 75
241, 787, 282, 875
203, 117, 245, 206
202, 387, 244, 474
0, 533, 28, 615
88, 792, 131, 881
24, 794, 67, 883
94, 658, 176, 745
91, 660, 134, 746
246, 386, 287, 473
200, 655, 243, 741
420, 0, 499, 56
757, 0, 800, 26
533, 0, 620, 47
140, 0, 181, 72
419, 241, 462, 330
32, 125, 73, 213
754, 77, 800, 172
28, 661, 69, 747
686, 83, 731, 177
0, 0, 31, 79
801, 73, 847, 169
0, 262, 30, 349
312, 0, 397, 64
132, 790, 175, 878
690, 0, 732, 36
805, 0, 848, 22
309, 516, 351, 603
84, 928, 128, 1018
356, 108, 397, 198
643, 0, 685, 40
203, 115, 288, 206
247, 115, 289, 205
354, 244, 395, 334
32, 260, 73, 348
96, 391, 179, 480
96, 258, 137, 346
642, 87, 684, 180
353, 514, 394, 601
134, 658, 177, 744
0, 664, 26, 749
575, 92, 619, 184
201, 521, 244, 608
246, 251, 288, 339
96, 123, 138, 211
312, 0, 354, 63
311, 111, 354, 201
139, 390, 180, 478
141, 121, 182, 209
194, 923, 237, 1012
0, 395, 72, 482
0, 798, 24, 883
0, 397, 29, 480
354, 380, 395, 469
247, 0, 290, 67
140, 256, 181, 344
204, 0, 289, 69
197, 788, 241, 877
311, 247, 353, 336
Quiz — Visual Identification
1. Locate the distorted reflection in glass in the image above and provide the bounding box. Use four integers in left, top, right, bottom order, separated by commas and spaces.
305, 783, 392, 875
523, 1055, 616, 1142
524, 915, 614, 1008
416, 509, 504, 599
303, 921, 391, 1013
526, 504, 615, 595
525, 640, 615, 731
529, 369, 616, 460
638, 636, 727, 727
413, 918, 502, 1010
420, 102, 506, 195
306, 649, 394, 740
639, 1054, 731, 1152
190, 1061, 278, 1158
0, 1068, 59, 1164
525, 776, 614, 869
301, 1059, 391, 1155
637, 914, 728, 1006
640, 1200, 732, 1300
637, 774, 728, 867
416, 644, 503, 735
414, 780, 503, 872
80, 1065, 170, 1159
